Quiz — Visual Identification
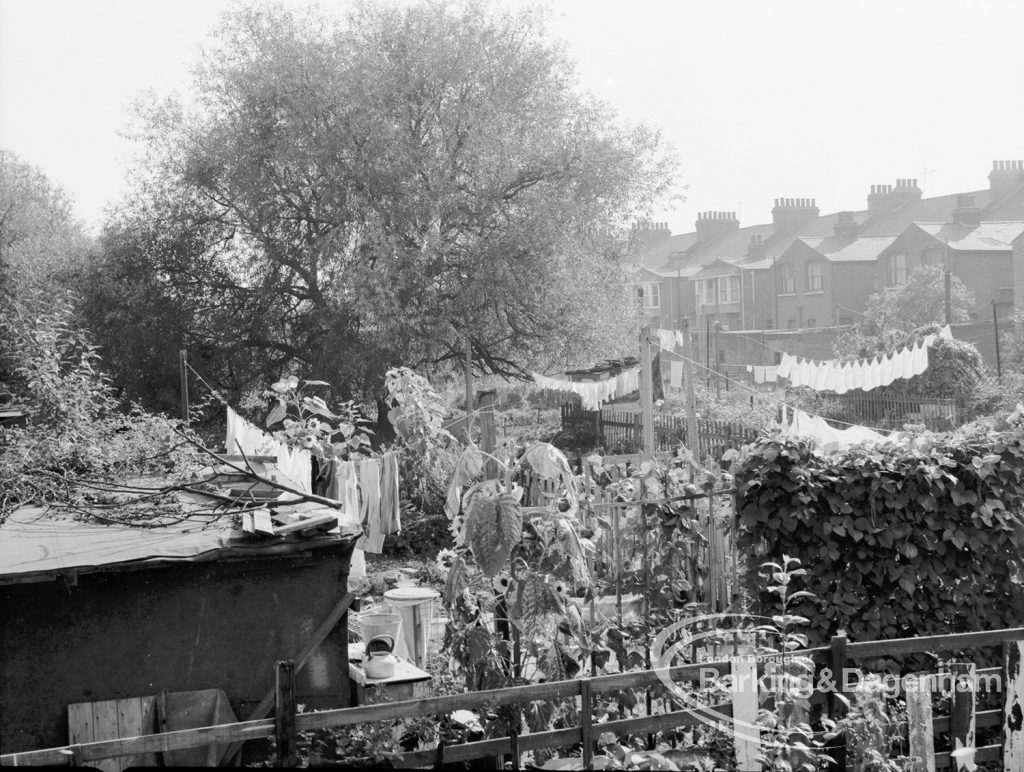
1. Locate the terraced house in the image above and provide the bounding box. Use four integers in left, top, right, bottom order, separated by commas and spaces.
632, 160, 1024, 345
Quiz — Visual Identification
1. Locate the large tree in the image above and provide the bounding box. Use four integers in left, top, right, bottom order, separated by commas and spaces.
87, 0, 679, 412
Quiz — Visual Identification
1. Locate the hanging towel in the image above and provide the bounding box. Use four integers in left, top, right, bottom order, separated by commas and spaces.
657, 329, 676, 351
379, 452, 401, 537
764, 366, 778, 383
938, 325, 953, 340
327, 459, 361, 529
753, 366, 766, 384
911, 342, 929, 376
669, 361, 684, 388
777, 354, 795, 380
358, 459, 384, 553
834, 363, 848, 395
879, 354, 894, 387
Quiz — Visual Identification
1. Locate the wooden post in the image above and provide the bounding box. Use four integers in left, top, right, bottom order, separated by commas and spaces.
993, 300, 1002, 378
640, 326, 656, 458
478, 390, 498, 479
949, 662, 976, 772
681, 319, 700, 466
732, 657, 760, 771
1004, 641, 1024, 771
580, 679, 595, 769
907, 672, 936, 772
178, 349, 190, 428
274, 660, 297, 767
826, 632, 849, 772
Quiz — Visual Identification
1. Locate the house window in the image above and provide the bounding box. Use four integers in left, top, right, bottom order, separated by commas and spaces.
921, 248, 943, 268
805, 262, 823, 292
718, 349, 726, 363
806, 318, 816, 328
638, 282, 660, 309
780, 263, 795, 294
718, 275, 740, 304
765, 318, 774, 330
703, 280, 716, 306
886, 253, 907, 286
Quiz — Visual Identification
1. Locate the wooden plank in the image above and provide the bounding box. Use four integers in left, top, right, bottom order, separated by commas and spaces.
90, 700, 121, 772
67, 701, 95, 747
732, 657, 759, 771
949, 663, 976, 772
907, 672, 936, 772
115, 697, 156, 769
1005, 640, 1024, 772
934, 743, 1002, 769
275, 661, 297, 766
932, 708, 1002, 733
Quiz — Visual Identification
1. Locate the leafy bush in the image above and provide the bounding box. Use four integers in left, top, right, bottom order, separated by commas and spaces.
733, 433, 1024, 648
0, 294, 202, 520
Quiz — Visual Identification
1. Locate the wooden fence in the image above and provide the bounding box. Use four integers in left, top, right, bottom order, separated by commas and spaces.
4, 627, 1022, 770
519, 468, 736, 613
559, 403, 760, 462
818, 392, 961, 432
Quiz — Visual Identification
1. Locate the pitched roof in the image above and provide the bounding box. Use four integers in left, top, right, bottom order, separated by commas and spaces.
914, 221, 1024, 251
793, 235, 899, 262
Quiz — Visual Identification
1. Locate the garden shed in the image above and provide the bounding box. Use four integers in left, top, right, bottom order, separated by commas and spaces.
0, 503, 358, 759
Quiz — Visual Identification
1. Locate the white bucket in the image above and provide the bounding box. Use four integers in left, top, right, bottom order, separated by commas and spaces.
384, 587, 440, 669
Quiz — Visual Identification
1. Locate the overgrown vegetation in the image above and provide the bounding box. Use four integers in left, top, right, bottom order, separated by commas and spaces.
733, 432, 1024, 647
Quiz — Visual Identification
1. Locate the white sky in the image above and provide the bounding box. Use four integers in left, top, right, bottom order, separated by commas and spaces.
2, 0, 1023, 235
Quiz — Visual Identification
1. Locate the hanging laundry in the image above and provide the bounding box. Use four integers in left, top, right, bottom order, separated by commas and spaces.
911, 342, 929, 376
379, 452, 401, 538
327, 459, 360, 529
533, 369, 638, 410
656, 329, 677, 351
651, 353, 664, 403
785, 409, 889, 453
777, 353, 795, 380
764, 365, 778, 383
614, 368, 640, 398
358, 459, 384, 553
669, 361, 684, 388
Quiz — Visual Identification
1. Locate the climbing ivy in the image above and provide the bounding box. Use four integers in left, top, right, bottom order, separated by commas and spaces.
732, 430, 1024, 647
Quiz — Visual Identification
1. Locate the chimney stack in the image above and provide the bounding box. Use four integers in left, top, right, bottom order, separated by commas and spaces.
631, 219, 672, 248
867, 184, 894, 214
989, 160, 1024, 201
833, 210, 860, 241
694, 211, 740, 243
891, 178, 922, 207
745, 233, 766, 261
771, 198, 820, 234
951, 193, 982, 227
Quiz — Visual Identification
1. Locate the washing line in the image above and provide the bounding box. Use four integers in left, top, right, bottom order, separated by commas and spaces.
650, 340, 895, 434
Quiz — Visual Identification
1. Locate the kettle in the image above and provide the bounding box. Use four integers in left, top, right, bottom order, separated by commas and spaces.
363, 634, 397, 679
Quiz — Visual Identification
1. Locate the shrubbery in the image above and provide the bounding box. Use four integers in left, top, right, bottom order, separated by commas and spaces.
733, 431, 1024, 647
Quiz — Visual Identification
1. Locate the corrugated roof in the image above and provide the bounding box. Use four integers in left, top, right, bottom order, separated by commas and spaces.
795, 235, 899, 262
914, 221, 1024, 251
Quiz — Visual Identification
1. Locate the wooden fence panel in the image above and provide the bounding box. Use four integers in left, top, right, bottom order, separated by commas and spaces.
907, 673, 936, 772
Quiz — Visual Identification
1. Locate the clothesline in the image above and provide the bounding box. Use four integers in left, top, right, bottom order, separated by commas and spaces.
650, 339, 893, 433
532, 368, 640, 410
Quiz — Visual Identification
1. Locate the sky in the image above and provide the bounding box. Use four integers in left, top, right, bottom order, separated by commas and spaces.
1, 0, 1023, 236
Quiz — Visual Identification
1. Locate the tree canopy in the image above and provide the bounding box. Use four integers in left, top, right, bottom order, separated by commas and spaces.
87, 0, 680, 411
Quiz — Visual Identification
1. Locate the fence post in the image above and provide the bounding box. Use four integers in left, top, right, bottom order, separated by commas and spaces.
1005, 641, 1024, 771
275, 660, 297, 767
950, 662, 976, 771
906, 672, 936, 772
826, 631, 848, 772
733, 657, 760, 771
580, 679, 595, 769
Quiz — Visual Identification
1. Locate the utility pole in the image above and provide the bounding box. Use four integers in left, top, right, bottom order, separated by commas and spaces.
639, 326, 656, 458
681, 319, 700, 470
944, 239, 952, 326
993, 300, 1002, 378
178, 349, 190, 428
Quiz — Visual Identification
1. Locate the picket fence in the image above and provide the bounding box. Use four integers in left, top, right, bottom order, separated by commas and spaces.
559, 403, 759, 463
